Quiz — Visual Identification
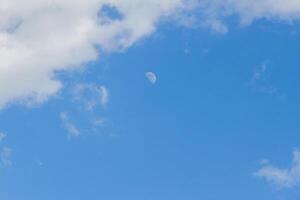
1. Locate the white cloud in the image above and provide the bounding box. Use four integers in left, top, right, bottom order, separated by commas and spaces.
2, 0, 300, 108
224, 0, 300, 23
0, 0, 187, 108
145, 72, 157, 85
197, 0, 300, 32
0, 132, 6, 142
60, 112, 80, 138
67, 84, 110, 136
73, 84, 109, 110
0, 134, 13, 167
99, 86, 109, 106
255, 149, 300, 188
1, 147, 12, 167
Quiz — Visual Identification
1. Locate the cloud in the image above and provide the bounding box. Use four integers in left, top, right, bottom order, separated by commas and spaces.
250, 61, 278, 94
36, 160, 44, 167
73, 84, 109, 111
255, 149, 300, 188
92, 118, 106, 127
2, 0, 300, 108
65, 84, 110, 137
248, 61, 286, 100
60, 112, 80, 138
226, 0, 300, 23
1, 147, 12, 167
0, 132, 6, 142
145, 72, 157, 85
99, 86, 109, 106
0, 0, 188, 108
196, 0, 300, 32
0, 134, 13, 167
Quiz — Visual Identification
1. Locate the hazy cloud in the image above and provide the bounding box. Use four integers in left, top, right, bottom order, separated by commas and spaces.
73, 84, 109, 111
196, 0, 300, 32
0, 132, 6, 142
255, 149, 300, 188
1, 147, 12, 167
60, 112, 80, 138
99, 86, 109, 106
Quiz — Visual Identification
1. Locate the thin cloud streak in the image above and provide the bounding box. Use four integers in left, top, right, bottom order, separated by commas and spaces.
60, 112, 80, 139
255, 149, 300, 188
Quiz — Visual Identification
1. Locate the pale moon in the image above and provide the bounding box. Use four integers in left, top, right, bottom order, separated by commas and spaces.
145, 72, 157, 84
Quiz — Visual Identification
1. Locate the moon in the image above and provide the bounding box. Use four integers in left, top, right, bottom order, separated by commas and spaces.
145, 72, 157, 84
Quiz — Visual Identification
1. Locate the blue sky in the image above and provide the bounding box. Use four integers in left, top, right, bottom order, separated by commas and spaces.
2, 1, 300, 200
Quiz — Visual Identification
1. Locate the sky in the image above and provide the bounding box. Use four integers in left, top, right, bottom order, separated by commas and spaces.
1, 0, 300, 199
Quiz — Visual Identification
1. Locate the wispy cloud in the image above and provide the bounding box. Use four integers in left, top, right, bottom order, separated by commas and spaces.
0, 133, 13, 167
1, 147, 12, 167
60, 83, 111, 138
60, 112, 80, 139
0, 132, 6, 143
99, 86, 109, 106
92, 118, 106, 127
249, 61, 285, 99
195, 0, 300, 32
255, 149, 300, 188
73, 84, 109, 111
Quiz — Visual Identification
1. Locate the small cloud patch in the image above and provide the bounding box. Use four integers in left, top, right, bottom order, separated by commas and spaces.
0, 132, 6, 143
255, 149, 300, 188
1, 147, 12, 167
99, 86, 109, 106
72, 84, 109, 111
60, 112, 80, 139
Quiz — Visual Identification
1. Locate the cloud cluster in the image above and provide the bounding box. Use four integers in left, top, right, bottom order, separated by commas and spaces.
255, 149, 300, 188
58, 83, 110, 139
2, 0, 300, 108
0, 0, 186, 108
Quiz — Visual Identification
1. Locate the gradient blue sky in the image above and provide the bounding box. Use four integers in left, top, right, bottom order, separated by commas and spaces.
1, 1, 300, 200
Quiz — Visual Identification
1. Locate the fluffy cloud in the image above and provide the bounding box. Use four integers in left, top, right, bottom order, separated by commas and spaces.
0, 0, 186, 108
255, 149, 300, 188
2, 0, 300, 108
